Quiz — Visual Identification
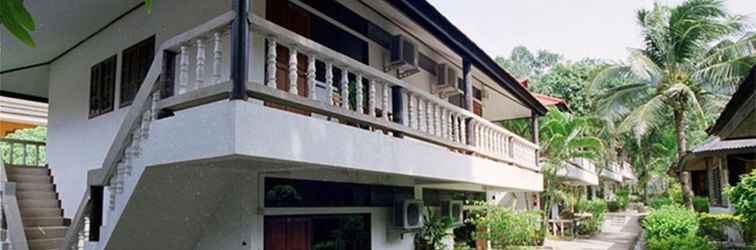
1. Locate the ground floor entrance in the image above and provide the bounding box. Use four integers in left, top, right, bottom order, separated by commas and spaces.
264, 214, 371, 250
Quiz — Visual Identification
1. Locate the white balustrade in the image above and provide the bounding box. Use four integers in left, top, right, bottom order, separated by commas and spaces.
307, 55, 316, 100
288, 48, 298, 95
356, 74, 364, 113
341, 68, 350, 110
266, 38, 277, 88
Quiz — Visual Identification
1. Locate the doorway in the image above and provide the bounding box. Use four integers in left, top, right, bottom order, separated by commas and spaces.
264, 214, 371, 250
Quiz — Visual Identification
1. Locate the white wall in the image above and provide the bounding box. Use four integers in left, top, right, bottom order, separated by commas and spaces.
0, 65, 50, 98
47, 0, 231, 218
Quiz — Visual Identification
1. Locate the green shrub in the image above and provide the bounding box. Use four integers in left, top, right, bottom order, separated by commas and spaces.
646, 234, 715, 250
607, 201, 621, 212
642, 205, 699, 241
649, 197, 675, 210
726, 170, 756, 243
468, 203, 542, 247
415, 208, 455, 250
697, 213, 744, 241
616, 188, 630, 209
727, 170, 756, 224
692, 197, 710, 213
577, 199, 608, 235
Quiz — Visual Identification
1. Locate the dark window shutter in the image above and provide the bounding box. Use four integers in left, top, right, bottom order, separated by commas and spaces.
120, 36, 155, 107
89, 55, 117, 118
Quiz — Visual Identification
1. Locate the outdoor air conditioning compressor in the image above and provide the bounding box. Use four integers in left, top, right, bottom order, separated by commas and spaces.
393, 199, 424, 230
440, 200, 464, 226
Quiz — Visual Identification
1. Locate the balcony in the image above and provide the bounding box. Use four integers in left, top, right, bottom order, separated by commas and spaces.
556, 158, 599, 186
601, 162, 624, 183
153, 13, 540, 174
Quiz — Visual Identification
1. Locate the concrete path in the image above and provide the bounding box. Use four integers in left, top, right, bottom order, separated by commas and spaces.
544, 211, 644, 250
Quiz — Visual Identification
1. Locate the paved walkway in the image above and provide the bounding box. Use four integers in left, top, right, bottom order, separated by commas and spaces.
544, 211, 644, 250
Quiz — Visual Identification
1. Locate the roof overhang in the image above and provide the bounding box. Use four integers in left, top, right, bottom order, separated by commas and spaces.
709, 66, 756, 138
387, 0, 548, 116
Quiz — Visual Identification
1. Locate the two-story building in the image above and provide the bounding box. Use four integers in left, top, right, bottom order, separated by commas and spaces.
1, 0, 548, 249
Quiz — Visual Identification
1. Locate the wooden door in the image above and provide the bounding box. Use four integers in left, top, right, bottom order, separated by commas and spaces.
265, 216, 312, 250
265, 0, 312, 115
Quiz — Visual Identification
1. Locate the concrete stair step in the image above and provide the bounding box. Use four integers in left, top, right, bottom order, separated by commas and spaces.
15, 183, 54, 192
24, 226, 67, 240
21, 208, 63, 218
22, 217, 66, 227
17, 191, 57, 200
4, 166, 49, 176
28, 237, 64, 250
18, 199, 60, 209
7, 174, 52, 184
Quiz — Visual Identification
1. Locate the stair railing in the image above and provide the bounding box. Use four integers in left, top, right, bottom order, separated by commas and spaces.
0, 158, 29, 250
61, 11, 236, 250
0, 138, 46, 167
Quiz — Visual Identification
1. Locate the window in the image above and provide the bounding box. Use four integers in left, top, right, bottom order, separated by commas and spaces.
120, 36, 155, 107
265, 177, 413, 207
89, 55, 117, 118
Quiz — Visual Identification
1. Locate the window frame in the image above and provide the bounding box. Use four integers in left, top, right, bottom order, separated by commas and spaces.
89, 55, 117, 119
119, 36, 156, 107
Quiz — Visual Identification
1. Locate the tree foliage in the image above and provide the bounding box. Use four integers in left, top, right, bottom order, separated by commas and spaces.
591, 0, 755, 209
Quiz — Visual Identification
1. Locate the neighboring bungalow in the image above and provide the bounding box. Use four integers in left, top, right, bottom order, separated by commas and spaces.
682, 67, 756, 213
0, 94, 48, 137
1, 0, 548, 249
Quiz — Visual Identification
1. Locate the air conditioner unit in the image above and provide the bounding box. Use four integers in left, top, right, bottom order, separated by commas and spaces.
393, 199, 423, 230
433, 63, 463, 98
440, 200, 464, 226
386, 35, 419, 79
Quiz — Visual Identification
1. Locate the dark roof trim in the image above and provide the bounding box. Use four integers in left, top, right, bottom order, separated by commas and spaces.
0, 90, 48, 103
387, 0, 547, 116
709, 66, 756, 135
1, 2, 144, 75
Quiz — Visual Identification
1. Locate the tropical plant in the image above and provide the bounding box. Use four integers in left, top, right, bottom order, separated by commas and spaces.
416, 208, 455, 250
591, 0, 756, 209
646, 233, 715, 250
726, 169, 756, 225
576, 199, 608, 235
538, 108, 604, 233
467, 203, 542, 248
697, 213, 743, 241
692, 196, 710, 213
642, 205, 700, 241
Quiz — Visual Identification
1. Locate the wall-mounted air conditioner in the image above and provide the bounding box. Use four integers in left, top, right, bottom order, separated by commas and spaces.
393, 199, 423, 230
432, 63, 463, 98
441, 200, 464, 226
386, 35, 419, 79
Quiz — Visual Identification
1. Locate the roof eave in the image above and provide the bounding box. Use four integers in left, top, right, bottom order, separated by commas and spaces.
387, 0, 548, 116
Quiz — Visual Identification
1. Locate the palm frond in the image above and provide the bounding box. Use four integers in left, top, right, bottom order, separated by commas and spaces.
618, 94, 668, 139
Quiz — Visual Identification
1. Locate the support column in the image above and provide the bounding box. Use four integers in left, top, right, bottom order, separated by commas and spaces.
229, 0, 249, 100
462, 59, 475, 146
391, 86, 405, 138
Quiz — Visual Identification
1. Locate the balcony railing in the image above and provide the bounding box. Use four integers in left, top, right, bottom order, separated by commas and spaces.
159, 14, 539, 172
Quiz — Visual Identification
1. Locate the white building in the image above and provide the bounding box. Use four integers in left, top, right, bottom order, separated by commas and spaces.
1, 0, 549, 249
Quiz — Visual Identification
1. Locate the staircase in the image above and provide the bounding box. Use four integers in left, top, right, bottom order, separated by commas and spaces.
6, 165, 68, 250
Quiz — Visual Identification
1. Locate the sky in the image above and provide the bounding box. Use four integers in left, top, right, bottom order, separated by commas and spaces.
427, 0, 756, 61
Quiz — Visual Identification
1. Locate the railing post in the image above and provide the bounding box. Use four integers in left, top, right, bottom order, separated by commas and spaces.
89, 186, 103, 241
391, 86, 405, 138
229, 0, 249, 100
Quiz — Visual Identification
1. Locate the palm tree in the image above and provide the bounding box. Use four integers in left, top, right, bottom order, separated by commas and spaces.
592, 0, 756, 208
539, 108, 603, 231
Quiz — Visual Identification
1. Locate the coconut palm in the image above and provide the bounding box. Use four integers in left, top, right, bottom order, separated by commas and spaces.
539, 108, 603, 232
591, 0, 756, 208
